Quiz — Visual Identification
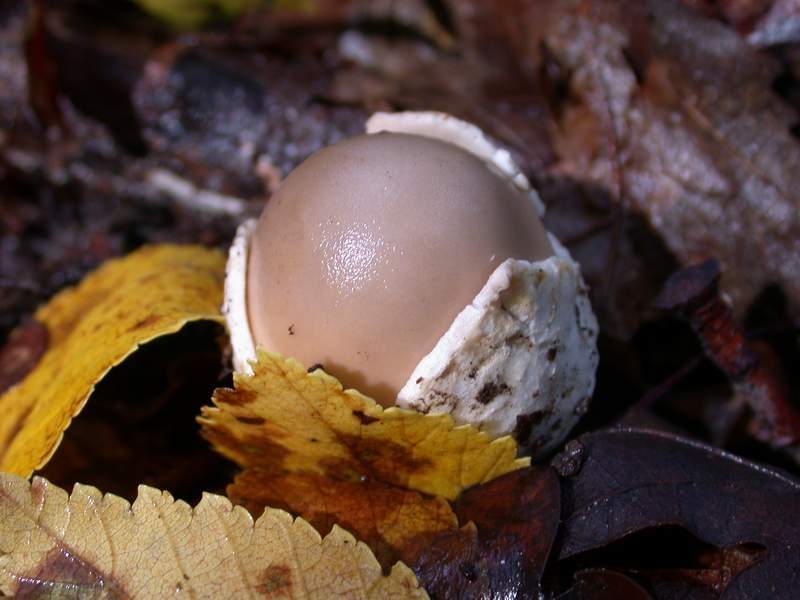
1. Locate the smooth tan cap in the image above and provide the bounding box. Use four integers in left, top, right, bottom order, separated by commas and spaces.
247, 132, 553, 406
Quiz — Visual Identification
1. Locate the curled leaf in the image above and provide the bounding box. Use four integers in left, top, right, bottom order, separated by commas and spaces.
0, 472, 426, 599
0, 244, 226, 477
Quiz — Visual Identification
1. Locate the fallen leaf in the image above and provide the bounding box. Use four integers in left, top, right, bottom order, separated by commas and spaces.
555, 428, 800, 598
230, 470, 457, 571
409, 466, 561, 599
541, 0, 800, 318
0, 472, 427, 599
0, 244, 226, 477
38, 321, 235, 506
201, 350, 527, 502
199, 351, 527, 569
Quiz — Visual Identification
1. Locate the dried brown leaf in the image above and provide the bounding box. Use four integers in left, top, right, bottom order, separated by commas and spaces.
230, 470, 457, 571
544, 0, 800, 317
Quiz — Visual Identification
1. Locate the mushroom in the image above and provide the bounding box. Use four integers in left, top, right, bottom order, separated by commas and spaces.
224, 112, 599, 455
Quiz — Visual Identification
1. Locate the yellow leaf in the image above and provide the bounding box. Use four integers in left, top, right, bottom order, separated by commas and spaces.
0, 472, 427, 599
0, 245, 226, 477
200, 350, 529, 502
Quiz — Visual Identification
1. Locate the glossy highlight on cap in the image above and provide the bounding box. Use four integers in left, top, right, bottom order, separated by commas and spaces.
246, 132, 553, 406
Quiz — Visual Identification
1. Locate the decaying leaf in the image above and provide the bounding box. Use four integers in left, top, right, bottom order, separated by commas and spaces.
563, 568, 653, 600
200, 351, 527, 569
201, 351, 527, 501
555, 428, 800, 598
0, 472, 427, 599
541, 0, 800, 318
231, 471, 458, 571
0, 244, 226, 477
409, 466, 561, 599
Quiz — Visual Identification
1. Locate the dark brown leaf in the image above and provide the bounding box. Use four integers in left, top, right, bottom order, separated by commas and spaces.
555, 428, 800, 598
561, 568, 653, 600
227, 469, 457, 572
410, 466, 560, 599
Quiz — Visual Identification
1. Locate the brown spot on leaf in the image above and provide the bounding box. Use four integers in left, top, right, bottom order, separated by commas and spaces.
256, 564, 292, 596
230, 471, 455, 573
236, 415, 266, 426
14, 545, 127, 599
203, 424, 289, 471
353, 409, 379, 426
126, 314, 161, 333
320, 433, 433, 489
217, 387, 258, 406
476, 381, 510, 405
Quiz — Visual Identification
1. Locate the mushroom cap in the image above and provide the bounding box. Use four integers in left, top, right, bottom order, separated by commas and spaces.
246, 132, 552, 406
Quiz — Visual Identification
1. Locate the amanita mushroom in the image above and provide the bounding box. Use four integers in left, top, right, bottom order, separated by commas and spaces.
224, 112, 599, 455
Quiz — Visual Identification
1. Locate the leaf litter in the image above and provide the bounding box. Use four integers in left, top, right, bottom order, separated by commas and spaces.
0, 472, 426, 599
1, 0, 800, 597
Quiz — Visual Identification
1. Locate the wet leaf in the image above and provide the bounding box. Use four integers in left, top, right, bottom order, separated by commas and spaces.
0, 244, 226, 477
562, 568, 653, 600
555, 428, 800, 598
0, 472, 426, 599
409, 466, 561, 599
